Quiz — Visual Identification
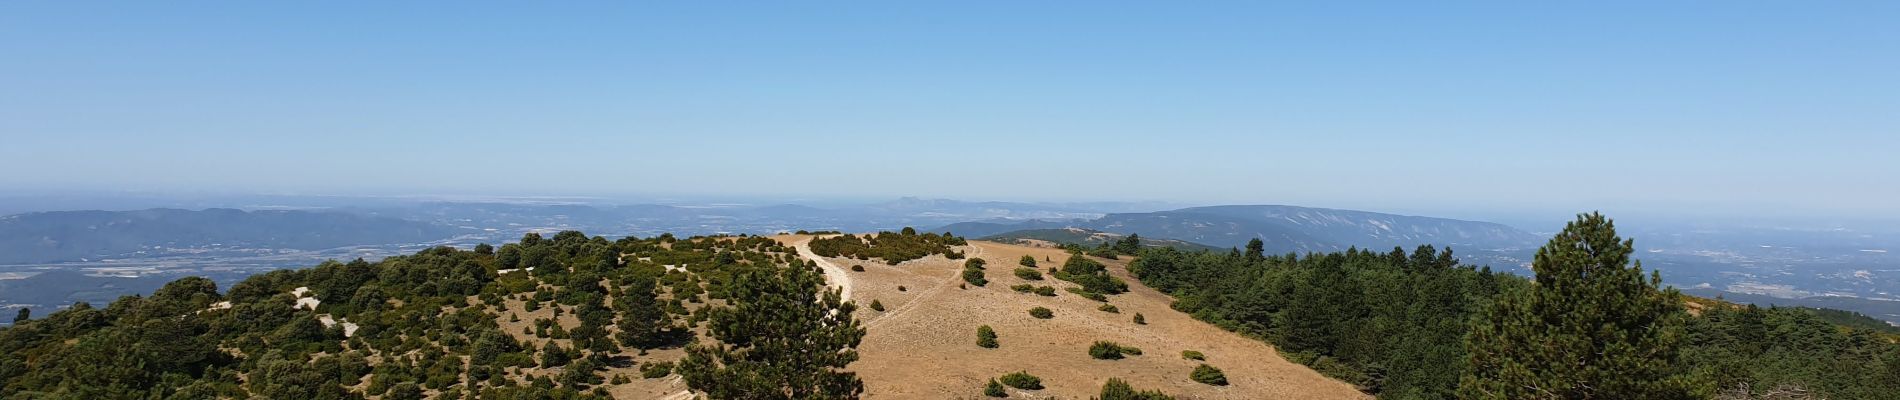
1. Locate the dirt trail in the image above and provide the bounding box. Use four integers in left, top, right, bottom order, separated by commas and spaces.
863, 243, 982, 329
793, 236, 855, 302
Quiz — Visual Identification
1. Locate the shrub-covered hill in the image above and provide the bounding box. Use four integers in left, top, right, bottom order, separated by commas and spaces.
0, 230, 864, 399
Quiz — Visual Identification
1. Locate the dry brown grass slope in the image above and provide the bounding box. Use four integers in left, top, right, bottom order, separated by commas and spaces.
821, 238, 1369, 400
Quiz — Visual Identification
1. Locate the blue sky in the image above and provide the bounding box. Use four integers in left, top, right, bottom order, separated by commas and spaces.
2, 2, 1896, 219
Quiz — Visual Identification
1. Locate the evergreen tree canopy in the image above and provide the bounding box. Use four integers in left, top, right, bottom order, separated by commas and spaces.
678, 264, 866, 399
1460, 212, 1698, 399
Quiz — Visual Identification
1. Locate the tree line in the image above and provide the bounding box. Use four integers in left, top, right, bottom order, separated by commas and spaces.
807, 227, 968, 265
1130, 213, 1900, 399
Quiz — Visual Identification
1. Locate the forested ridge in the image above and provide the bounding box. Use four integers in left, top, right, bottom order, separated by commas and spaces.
1130, 213, 1900, 399
0, 230, 864, 399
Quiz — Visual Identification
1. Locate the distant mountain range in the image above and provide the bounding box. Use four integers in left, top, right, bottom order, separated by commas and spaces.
939, 205, 1543, 254
980, 228, 1223, 252
0, 208, 464, 264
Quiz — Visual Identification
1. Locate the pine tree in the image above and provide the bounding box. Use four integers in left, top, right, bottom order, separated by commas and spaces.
1114, 234, 1142, 255
1244, 238, 1265, 263
1460, 212, 1698, 399
678, 265, 866, 398
615, 277, 667, 349
540, 341, 570, 368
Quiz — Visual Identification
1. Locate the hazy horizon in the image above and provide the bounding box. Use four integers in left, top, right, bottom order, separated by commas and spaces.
4, 2, 1896, 221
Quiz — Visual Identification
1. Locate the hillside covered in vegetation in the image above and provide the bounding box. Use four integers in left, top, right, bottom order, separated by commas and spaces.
0, 230, 863, 399
1130, 213, 1900, 399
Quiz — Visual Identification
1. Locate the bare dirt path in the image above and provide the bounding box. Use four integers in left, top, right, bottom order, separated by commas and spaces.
793, 236, 855, 303
863, 243, 983, 330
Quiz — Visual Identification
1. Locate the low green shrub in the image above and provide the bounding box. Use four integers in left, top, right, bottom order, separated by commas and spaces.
639, 361, 674, 379
1098, 304, 1120, 313
1190, 364, 1228, 386
977, 325, 998, 348
1181, 350, 1205, 361
1090, 341, 1126, 360
1066, 288, 1107, 302
1098, 378, 1173, 400
962, 268, 988, 287
999, 371, 1043, 390
1029, 307, 1054, 319
965, 258, 988, 270
1013, 268, 1043, 280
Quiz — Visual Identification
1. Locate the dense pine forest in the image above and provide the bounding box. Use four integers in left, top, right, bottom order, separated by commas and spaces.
1130, 213, 1900, 399
0, 230, 874, 399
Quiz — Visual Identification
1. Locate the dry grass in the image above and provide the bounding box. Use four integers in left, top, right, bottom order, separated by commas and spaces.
828, 239, 1369, 399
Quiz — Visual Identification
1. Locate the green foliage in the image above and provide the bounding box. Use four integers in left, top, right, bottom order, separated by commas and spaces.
999, 371, 1043, 390
1010, 284, 1034, 293
1013, 268, 1043, 281
977, 325, 998, 348
1244, 238, 1265, 263
614, 275, 669, 350
1054, 256, 1127, 295
1462, 213, 1698, 400
1096, 378, 1174, 400
1132, 313, 1145, 325
1129, 234, 1505, 397
0, 230, 866, 398
966, 258, 987, 270
1181, 350, 1204, 361
386, 382, 424, 400
1028, 307, 1054, 319
1190, 364, 1228, 386
1090, 341, 1129, 360
1033, 286, 1056, 297
1794, 306, 1900, 334
870, 299, 885, 312
1019, 255, 1037, 268
808, 230, 966, 265
1066, 287, 1107, 302
985, 378, 1008, 397
850, 264, 865, 272
640, 361, 675, 379
540, 341, 571, 368
1098, 304, 1119, 313
678, 264, 866, 399
962, 267, 988, 287
1112, 233, 1142, 255
1682, 303, 1900, 398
